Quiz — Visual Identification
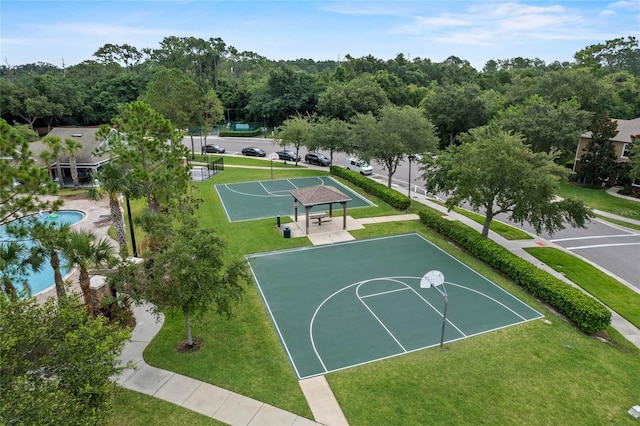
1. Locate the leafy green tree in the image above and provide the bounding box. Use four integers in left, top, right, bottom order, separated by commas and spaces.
109, 101, 191, 213
125, 219, 248, 348
64, 138, 83, 189
504, 69, 611, 117
246, 65, 318, 124
202, 88, 224, 144
0, 295, 129, 425
42, 135, 64, 189
574, 36, 640, 76
308, 117, 352, 164
317, 75, 390, 121
351, 105, 438, 187
577, 116, 619, 185
142, 68, 203, 159
63, 229, 117, 318
11, 124, 39, 142
421, 124, 593, 238
420, 83, 493, 147
0, 119, 59, 226
93, 43, 143, 70
629, 135, 640, 184
276, 113, 314, 165
0, 77, 55, 130
493, 94, 592, 160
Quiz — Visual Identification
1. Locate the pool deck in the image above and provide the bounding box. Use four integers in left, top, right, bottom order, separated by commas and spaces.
34, 194, 116, 304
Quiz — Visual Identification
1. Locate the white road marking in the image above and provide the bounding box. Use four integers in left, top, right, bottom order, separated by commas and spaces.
551, 234, 636, 242
565, 242, 640, 250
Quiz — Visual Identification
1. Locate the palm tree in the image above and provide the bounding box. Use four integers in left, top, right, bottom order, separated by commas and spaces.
29, 222, 71, 301
0, 241, 44, 301
64, 138, 83, 189
63, 229, 116, 317
87, 162, 139, 258
39, 150, 55, 180
43, 135, 64, 189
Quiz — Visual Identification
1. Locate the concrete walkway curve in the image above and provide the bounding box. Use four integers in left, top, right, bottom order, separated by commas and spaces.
117, 302, 320, 426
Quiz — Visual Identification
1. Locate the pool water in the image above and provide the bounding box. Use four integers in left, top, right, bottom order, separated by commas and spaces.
1, 210, 86, 296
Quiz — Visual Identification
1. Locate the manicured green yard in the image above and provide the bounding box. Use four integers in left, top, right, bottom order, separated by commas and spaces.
556, 181, 640, 219
595, 214, 640, 231
137, 168, 640, 424
452, 207, 534, 240
428, 200, 534, 240
525, 246, 640, 328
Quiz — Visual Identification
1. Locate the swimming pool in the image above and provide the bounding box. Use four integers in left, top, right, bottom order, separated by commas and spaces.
1, 210, 86, 296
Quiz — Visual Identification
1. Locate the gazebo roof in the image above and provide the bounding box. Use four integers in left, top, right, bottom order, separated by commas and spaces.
290, 185, 351, 206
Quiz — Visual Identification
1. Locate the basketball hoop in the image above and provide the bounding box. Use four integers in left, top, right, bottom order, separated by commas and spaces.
420, 270, 444, 288
420, 270, 448, 349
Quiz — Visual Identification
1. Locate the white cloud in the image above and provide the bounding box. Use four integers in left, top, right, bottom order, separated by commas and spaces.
608, 1, 640, 10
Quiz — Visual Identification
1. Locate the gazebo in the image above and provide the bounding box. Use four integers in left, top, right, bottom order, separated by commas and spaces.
290, 185, 351, 235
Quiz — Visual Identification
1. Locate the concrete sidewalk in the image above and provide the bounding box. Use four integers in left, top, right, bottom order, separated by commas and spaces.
117, 303, 320, 426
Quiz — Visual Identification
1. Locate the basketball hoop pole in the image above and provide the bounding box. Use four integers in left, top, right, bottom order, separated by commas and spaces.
420, 270, 448, 349
433, 284, 448, 349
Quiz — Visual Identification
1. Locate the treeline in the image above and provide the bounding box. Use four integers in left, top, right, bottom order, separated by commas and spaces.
0, 35, 638, 158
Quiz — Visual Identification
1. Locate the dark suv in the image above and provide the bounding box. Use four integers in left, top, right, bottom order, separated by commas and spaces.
276, 150, 300, 162
305, 152, 330, 166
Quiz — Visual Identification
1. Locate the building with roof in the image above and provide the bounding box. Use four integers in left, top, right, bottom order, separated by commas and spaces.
572, 117, 639, 187
29, 126, 116, 186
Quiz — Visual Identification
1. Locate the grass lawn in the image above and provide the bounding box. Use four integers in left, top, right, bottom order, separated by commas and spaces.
428, 200, 533, 240
525, 246, 640, 328
135, 168, 640, 424
595, 214, 640, 232
556, 181, 640, 220
109, 388, 223, 425
452, 207, 534, 240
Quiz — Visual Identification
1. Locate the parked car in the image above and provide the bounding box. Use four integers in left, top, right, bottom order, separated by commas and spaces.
305, 152, 331, 166
242, 147, 266, 157
202, 144, 225, 154
276, 150, 300, 162
344, 158, 373, 175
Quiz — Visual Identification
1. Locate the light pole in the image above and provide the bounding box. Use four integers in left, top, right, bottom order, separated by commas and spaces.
125, 195, 138, 257
420, 270, 448, 349
407, 154, 416, 198
262, 114, 266, 138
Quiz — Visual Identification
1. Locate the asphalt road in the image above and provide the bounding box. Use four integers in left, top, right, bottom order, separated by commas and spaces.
187, 135, 640, 291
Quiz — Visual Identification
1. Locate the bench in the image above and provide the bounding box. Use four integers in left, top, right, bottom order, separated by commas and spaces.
308, 212, 332, 225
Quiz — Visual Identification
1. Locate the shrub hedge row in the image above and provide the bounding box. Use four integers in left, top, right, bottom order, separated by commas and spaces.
218, 129, 262, 137
330, 166, 410, 210
417, 208, 611, 334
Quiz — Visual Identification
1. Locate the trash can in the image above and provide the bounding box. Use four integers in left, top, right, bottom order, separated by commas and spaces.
283, 226, 291, 238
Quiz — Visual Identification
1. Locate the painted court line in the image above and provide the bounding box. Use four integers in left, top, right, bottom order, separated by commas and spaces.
356, 281, 410, 352
249, 233, 544, 380
249, 266, 303, 379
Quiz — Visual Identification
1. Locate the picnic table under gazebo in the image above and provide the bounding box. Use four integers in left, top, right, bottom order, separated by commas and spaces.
290, 185, 351, 235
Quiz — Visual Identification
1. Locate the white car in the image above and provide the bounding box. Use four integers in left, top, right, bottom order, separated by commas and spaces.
345, 158, 373, 175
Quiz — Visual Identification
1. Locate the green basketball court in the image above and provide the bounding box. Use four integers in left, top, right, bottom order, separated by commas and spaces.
215, 176, 375, 222
247, 233, 543, 379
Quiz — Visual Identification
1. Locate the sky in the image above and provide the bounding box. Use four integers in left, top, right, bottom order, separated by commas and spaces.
1, 1, 639, 70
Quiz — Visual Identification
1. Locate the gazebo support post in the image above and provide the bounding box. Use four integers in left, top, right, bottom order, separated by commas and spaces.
305, 206, 312, 235
341, 202, 347, 230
